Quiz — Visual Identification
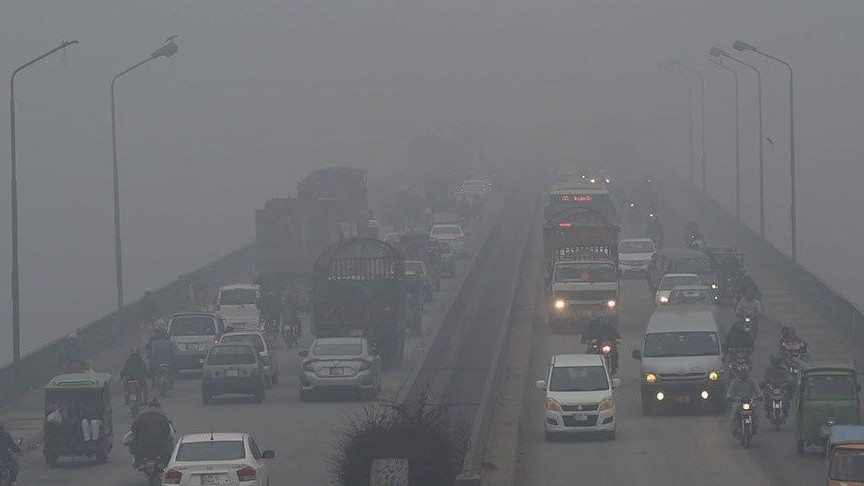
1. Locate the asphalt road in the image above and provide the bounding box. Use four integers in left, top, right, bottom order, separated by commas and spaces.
515, 186, 860, 485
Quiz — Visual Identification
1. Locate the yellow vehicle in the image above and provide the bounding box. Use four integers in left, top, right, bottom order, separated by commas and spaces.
826, 425, 864, 485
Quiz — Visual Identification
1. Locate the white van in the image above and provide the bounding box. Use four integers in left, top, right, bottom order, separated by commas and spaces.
216, 284, 261, 332
632, 306, 726, 414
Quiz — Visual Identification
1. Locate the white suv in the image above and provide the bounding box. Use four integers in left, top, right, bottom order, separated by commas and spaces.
536, 354, 619, 441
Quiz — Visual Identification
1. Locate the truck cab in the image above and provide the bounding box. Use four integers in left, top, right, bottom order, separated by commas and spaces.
549, 260, 619, 328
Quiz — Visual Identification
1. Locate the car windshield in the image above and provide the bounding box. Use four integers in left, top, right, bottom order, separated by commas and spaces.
176, 440, 246, 461
549, 365, 609, 392
554, 263, 617, 283
619, 241, 655, 253
313, 342, 363, 356
431, 225, 461, 236
804, 375, 857, 400
219, 288, 257, 305
667, 289, 712, 304
169, 317, 215, 337
644, 332, 720, 358
674, 258, 712, 273
830, 449, 864, 481
658, 275, 700, 290
206, 346, 257, 365
220, 334, 265, 352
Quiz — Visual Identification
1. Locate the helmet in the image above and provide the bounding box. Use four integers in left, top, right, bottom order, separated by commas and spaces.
148, 398, 161, 408
770, 354, 783, 366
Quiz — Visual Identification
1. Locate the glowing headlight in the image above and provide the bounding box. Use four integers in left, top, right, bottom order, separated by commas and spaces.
645, 373, 658, 384
656, 392, 665, 401
742, 403, 751, 411
659, 296, 669, 304
629, 202, 635, 208
711, 283, 719, 290
590, 178, 596, 183
598, 396, 614, 411
601, 345, 612, 354
546, 397, 563, 413
700, 391, 710, 400
827, 418, 836, 426
554, 299, 566, 310
605, 178, 611, 184
708, 371, 720, 381
607, 300, 617, 308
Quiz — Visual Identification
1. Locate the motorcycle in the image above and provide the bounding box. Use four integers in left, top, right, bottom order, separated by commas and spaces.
282, 319, 300, 348
726, 348, 752, 379
154, 363, 172, 397
740, 313, 759, 340
586, 339, 617, 375
763, 383, 788, 431
734, 398, 760, 448
136, 457, 165, 486
124, 380, 145, 418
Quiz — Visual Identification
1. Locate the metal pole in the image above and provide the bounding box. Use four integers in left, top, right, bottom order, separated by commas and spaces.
688, 81, 694, 186
699, 70, 706, 193
9, 41, 78, 362
711, 59, 740, 220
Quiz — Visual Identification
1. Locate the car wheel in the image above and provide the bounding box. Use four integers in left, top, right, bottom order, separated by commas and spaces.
265, 376, 272, 390
271, 373, 278, 386
44, 453, 58, 466
255, 388, 265, 403
299, 389, 311, 402
202, 393, 212, 405
606, 430, 616, 440
544, 431, 556, 442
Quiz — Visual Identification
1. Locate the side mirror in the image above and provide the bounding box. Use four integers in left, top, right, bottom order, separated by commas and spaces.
535, 380, 547, 391
612, 378, 621, 389
262, 450, 275, 459
299, 350, 308, 357
225, 326, 234, 333
632, 350, 642, 360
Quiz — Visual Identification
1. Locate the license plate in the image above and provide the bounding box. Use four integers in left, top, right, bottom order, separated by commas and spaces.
226, 369, 239, 377
676, 395, 691, 404
201, 473, 223, 485
329, 367, 344, 376
185, 343, 199, 351
573, 412, 588, 421
773, 402, 782, 409
744, 416, 752, 424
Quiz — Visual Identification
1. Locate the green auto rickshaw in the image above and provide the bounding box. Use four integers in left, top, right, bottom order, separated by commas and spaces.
796, 361, 861, 454
43, 373, 114, 465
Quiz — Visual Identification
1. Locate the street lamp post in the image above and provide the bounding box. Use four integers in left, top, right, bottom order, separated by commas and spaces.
110, 37, 178, 310
709, 57, 740, 221
711, 48, 764, 236
9, 40, 79, 362
668, 61, 707, 192
734, 40, 797, 261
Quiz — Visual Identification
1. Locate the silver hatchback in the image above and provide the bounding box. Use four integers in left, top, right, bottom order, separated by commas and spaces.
298, 337, 381, 401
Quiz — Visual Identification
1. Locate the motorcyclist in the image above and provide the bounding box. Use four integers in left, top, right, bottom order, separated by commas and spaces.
256, 289, 282, 334
737, 270, 762, 301
581, 320, 621, 373
727, 364, 760, 437
147, 327, 176, 388
761, 354, 794, 417
121, 347, 151, 403
725, 319, 755, 355
57, 332, 83, 372
645, 213, 664, 247
127, 399, 175, 469
735, 292, 762, 336
780, 325, 809, 360
0, 421, 20, 483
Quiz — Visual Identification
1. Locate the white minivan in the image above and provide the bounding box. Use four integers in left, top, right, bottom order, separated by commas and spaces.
536, 354, 619, 441
216, 284, 261, 332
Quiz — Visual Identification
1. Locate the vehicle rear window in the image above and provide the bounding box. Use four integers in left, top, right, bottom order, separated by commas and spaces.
673, 258, 711, 273
206, 346, 257, 365
169, 317, 216, 336
176, 440, 246, 461
658, 275, 700, 290
830, 449, 864, 481
219, 288, 257, 305
220, 334, 265, 352
313, 342, 363, 356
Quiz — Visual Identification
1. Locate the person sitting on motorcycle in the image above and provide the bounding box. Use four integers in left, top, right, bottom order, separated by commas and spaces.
737, 270, 762, 301
128, 399, 175, 469
727, 364, 760, 437
780, 325, 809, 360
57, 332, 83, 372
0, 421, 20, 483
581, 320, 621, 372
646, 216, 664, 246
147, 328, 176, 389
724, 319, 755, 356
761, 354, 794, 417
256, 289, 282, 329
121, 347, 150, 404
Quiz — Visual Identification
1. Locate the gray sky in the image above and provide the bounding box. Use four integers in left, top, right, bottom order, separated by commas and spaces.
1, 0, 864, 362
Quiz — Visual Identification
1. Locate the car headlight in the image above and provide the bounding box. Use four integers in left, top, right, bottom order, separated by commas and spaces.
708, 371, 720, 382
659, 296, 669, 304
598, 396, 614, 412
742, 403, 751, 411
711, 283, 719, 289
601, 345, 612, 354
645, 373, 658, 384
553, 299, 566, 310
606, 300, 617, 308
546, 397, 563, 413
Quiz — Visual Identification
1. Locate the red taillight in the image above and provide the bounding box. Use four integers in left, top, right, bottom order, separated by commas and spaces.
558, 222, 572, 228
237, 465, 256, 482
358, 359, 372, 371
163, 468, 182, 484
213, 338, 220, 344
302, 360, 315, 372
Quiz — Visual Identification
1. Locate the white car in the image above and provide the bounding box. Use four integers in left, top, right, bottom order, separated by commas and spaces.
655, 273, 701, 305
457, 179, 490, 198
536, 354, 619, 441
217, 284, 261, 332
618, 238, 656, 276
163, 432, 274, 485
430, 224, 467, 255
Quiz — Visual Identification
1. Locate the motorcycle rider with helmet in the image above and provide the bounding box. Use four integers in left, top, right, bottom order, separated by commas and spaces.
121, 347, 151, 404
581, 319, 621, 373
127, 399, 175, 469
727, 364, 760, 437
0, 421, 20, 483
780, 326, 809, 359
725, 319, 755, 356
146, 326, 176, 389
761, 354, 794, 418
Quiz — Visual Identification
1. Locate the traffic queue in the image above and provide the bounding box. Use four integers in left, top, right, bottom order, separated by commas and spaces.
536, 168, 864, 484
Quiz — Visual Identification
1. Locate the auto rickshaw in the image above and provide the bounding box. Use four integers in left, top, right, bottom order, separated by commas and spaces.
796, 362, 861, 454
826, 425, 864, 485
43, 373, 114, 465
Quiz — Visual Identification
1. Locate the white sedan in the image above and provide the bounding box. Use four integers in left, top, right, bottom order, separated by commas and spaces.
163, 433, 274, 485
430, 223, 467, 255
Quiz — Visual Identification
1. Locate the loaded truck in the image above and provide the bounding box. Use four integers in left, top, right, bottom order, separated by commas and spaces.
543, 206, 620, 328
311, 238, 406, 366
